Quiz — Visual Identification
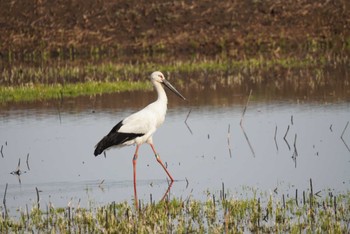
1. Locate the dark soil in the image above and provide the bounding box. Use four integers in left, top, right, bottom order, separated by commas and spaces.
0, 0, 349, 58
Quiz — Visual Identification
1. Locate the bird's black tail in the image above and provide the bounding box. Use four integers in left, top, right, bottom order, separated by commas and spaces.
94, 136, 109, 156
94, 132, 144, 156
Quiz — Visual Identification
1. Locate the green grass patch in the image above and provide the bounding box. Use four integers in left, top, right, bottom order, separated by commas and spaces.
1, 191, 349, 233
0, 81, 151, 103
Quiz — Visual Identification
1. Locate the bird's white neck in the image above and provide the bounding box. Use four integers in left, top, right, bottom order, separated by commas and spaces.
153, 81, 168, 105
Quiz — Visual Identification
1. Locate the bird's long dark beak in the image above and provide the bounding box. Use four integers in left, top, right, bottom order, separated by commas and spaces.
163, 79, 186, 100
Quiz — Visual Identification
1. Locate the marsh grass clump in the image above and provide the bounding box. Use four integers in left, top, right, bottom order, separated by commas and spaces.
1, 191, 349, 233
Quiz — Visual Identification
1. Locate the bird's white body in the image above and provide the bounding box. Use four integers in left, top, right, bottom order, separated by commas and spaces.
118, 80, 168, 146
94, 71, 178, 156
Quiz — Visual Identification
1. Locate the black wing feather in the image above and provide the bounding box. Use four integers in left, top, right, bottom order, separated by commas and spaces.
94, 120, 144, 156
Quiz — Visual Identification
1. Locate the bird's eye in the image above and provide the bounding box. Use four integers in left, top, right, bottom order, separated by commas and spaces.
158, 75, 163, 79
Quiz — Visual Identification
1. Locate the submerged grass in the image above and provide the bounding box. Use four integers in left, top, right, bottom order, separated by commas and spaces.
1, 191, 349, 233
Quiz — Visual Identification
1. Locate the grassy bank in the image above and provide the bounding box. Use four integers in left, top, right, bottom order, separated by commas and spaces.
1, 191, 349, 233
0, 81, 150, 103
2, 52, 348, 104
2, 56, 322, 85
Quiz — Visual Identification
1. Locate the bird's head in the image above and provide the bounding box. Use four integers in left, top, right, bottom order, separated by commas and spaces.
150, 71, 186, 100
150, 71, 166, 83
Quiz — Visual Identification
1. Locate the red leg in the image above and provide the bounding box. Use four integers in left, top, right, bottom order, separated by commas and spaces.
132, 145, 140, 208
149, 143, 174, 182
161, 181, 174, 201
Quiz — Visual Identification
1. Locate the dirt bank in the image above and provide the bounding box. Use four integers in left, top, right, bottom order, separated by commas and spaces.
0, 0, 349, 58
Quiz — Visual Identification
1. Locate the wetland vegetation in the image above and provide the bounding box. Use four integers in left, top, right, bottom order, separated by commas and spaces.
1, 187, 349, 233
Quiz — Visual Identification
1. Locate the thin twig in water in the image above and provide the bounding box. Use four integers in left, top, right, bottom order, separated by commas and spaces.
221, 182, 225, 201
36, 187, 40, 209
283, 125, 291, 150
291, 156, 297, 168
292, 134, 298, 168
239, 90, 255, 157
340, 121, 350, 152
291, 115, 294, 125
341, 121, 349, 139
26, 204, 29, 221
274, 125, 278, 151
99, 179, 105, 191
227, 124, 232, 158
26, 153, 30, 171
184, 109, 193, 135
341, 139, 350, 152
241, 125, 256, 157
309, 178, 314, 208
10, 158, 26, 184
334, 195, 337, 216
315, 191, 321, 197
293, 134, 298, 155
11, 158, 22, 176
185, 109, 191, 123
284, 125, 290, 139
3, 183, 8, 218
240, 89, 252, 126
0, 145, 3, 158
56, 95, 62, 124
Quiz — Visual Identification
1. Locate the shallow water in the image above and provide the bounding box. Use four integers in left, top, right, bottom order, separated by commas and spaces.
0, 86, 349, 213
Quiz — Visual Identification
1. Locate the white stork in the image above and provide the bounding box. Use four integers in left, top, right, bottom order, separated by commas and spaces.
94, 71, 186, 192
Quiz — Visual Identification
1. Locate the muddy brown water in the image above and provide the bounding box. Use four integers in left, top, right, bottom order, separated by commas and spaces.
0, 82, 349, 212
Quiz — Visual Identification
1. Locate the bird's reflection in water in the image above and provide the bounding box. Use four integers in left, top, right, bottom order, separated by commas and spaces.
134, 180, 174, 209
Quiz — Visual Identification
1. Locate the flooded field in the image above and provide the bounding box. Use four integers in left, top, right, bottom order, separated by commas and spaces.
1, 81, 349, 214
